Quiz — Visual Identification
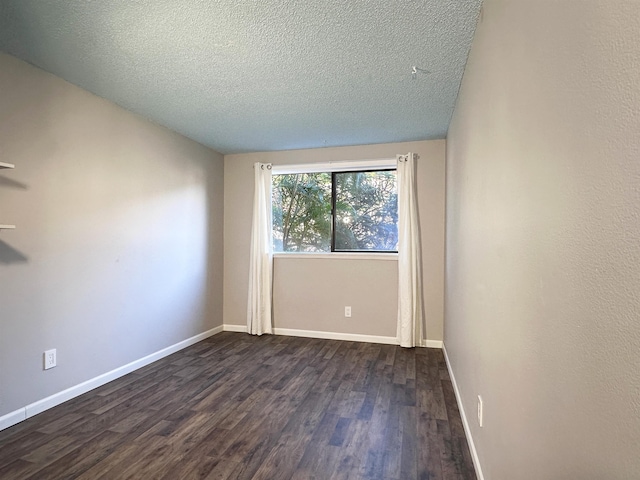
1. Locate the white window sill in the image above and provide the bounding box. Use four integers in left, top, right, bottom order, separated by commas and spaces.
273, 252, 398, 261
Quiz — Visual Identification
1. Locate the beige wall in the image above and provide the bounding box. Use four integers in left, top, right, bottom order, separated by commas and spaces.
445, 1, 640, 478
0, 54, 224, 417
273, 256, 398, 338
224, 140, 445, 341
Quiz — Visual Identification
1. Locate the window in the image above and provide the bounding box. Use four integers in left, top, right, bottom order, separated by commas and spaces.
272, 168, 397, 253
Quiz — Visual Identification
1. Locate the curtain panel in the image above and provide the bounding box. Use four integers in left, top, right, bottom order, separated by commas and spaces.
247, 162, 273, 335
396, 153, 424, 347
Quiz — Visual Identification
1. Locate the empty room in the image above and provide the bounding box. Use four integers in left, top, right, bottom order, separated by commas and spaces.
1, 1, 639, 479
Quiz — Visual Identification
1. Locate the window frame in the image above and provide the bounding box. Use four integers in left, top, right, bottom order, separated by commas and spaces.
271, 159, 398, 255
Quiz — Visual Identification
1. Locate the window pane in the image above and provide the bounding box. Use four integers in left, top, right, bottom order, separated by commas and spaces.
272, 173, 332, 252
334, 170, 398, 251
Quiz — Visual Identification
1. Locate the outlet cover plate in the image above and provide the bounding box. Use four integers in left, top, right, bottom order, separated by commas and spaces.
44, 349, 57, 370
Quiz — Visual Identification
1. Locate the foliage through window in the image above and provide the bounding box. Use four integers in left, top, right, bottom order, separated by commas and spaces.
272, 169, 397, 253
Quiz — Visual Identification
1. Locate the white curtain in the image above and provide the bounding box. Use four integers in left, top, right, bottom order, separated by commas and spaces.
396, 153, 424, 348
247, 162, 273, 335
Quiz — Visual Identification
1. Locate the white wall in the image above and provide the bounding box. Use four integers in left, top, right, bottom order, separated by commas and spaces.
0, 54, 224, 418
445, 1, 640, 478
224, 140, 445, 342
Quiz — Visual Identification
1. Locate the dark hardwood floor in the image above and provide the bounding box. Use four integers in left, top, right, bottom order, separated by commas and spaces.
0, 332, 476, 479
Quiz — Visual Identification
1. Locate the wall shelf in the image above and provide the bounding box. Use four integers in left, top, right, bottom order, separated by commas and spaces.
0, 225, 16, 230
0, 162, 15, 169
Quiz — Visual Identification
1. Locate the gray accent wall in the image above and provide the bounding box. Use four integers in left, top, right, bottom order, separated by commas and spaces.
0, 54, 224, 417
224, 140, 445, 342
445, 1, 640, 478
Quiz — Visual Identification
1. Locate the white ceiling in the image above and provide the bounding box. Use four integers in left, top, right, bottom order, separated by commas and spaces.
0, 0, 481, 154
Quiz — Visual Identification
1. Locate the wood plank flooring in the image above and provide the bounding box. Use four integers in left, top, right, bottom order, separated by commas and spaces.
0, 332, 476, 480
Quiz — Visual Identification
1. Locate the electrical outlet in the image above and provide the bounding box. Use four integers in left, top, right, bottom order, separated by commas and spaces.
44, 349, 57, 370
477, 395, 483, 427
344, 306, 352, 317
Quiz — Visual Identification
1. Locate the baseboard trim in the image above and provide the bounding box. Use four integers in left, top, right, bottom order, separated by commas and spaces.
0, 408, 26, 432
0, 325, 223, 432
274, 327, 398, 345
422, 339, 444, 349
442, 343, 485, 480
225, 324, 397, 344
222, 324, 248, 333
223, 324, 443, 348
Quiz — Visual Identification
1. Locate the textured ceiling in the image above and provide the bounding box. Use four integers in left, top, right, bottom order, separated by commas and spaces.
0, 0, 481, 154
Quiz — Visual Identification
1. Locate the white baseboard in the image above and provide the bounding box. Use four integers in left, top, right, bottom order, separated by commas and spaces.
442, 343, 484, 480
0, 408, 26, 432
0, 325, 223, 432
223, 324, 248, 333
223, 324, 443, 348
225, 324, 396, 344
274, 327, 398, 345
